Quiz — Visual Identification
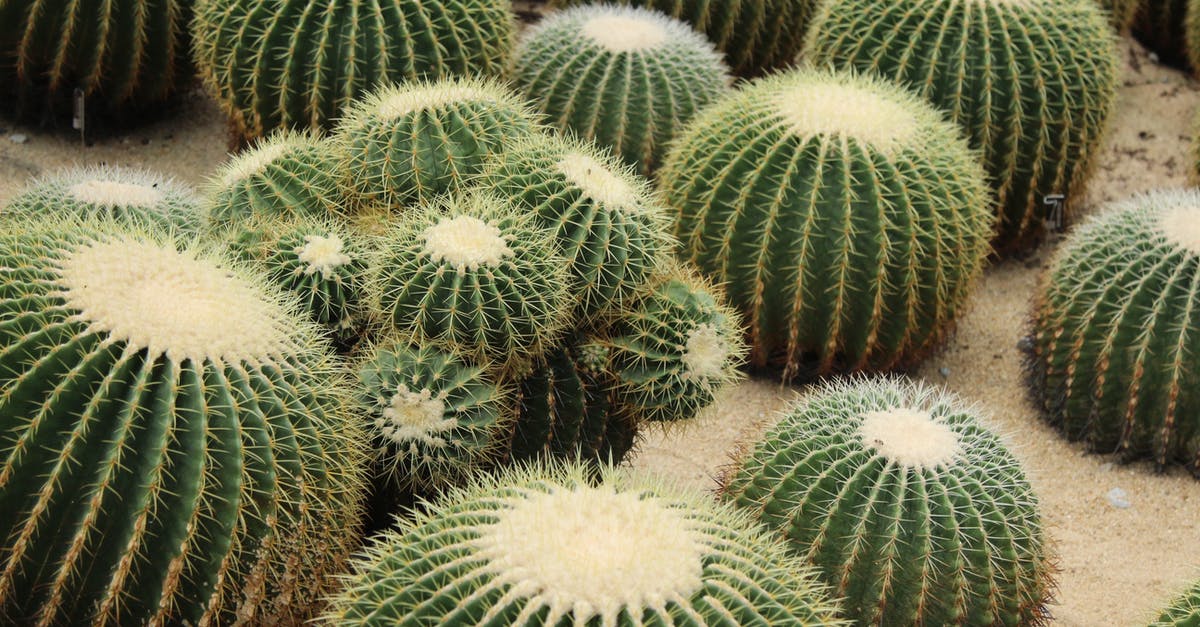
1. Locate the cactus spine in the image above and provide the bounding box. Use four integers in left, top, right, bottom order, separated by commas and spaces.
1136, 0, 1192, 67
1152, 579, 1200, 625
1100, 0, 1142, 30
724, 377, 1055, 626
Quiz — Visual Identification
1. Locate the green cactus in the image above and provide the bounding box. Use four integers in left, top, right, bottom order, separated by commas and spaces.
0, 217, 367, 625
1185, 0, 1200, 71
512, 5, 731, 175
3, 165, 204, 234
551, 0, 816, 76
803, 0, 1119, 253
367, 192, 572, 363
205, 130, 345, 227
334, 77, 539, 211
357, 339, 510, 492
324, 460, 845, 626
661, 69, 993, 380
1100, 0, 1142, 30
1029, 189, 1200, 472
0, 0, 190, 115
1152, 579, 1200, 625
724, 377, 1055, 626
1136, 0, 1192, 67
480, 133, 672, 319
192, 0, 516, 141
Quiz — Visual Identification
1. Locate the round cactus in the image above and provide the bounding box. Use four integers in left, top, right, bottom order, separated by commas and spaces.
334, 77, 539, 211
324, 461, 844, 625
1030, 189, 1200, 472
1136, 0, 1191, 67
0, 0, 189, 115
512, 5, 731, 175
1100, 0, 1142, 30
551, 0, 816, 76
661, 69, 993, 380
1152, 579, 1200, 625
804, 0, 1119, 253
192, 0, 516, 141
205, 130, 344, 227
480, 134, 672, 319
0, 218, 367, 625
357, 339, 509, 492
2, 165, 204, 234
723, 377, 1055, 626
367, 192, 572, 363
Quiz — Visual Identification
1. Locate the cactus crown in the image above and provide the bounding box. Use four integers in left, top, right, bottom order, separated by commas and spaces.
372, 82, 501, 121
219, 138, 296, 187
554, 151, 641, 211
420, 215, 514, 271
67, 179, 164, 207
857, 407, 962, 469
773, 80, 920, 154
578, 7, 671, 52
295, 232, 353, 278
1159, 205, 1200, 253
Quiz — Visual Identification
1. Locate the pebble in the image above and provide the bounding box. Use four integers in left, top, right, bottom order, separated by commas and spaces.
939, 367, 951, 378
1106, 487, 1131, 509
9, 133, 28, 144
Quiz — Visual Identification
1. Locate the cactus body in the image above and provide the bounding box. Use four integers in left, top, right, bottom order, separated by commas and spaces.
1100, 0, 1142, 30
206, 131, 344, 227
3, 165, 204, 234
551, 0, 815, 76
368, 193, 572, 363
0, 219, 366, 625
1136, 0, 1192, 67
724, 377, 1054, 626
335, 78, 538, 211
661, 69, 993, 379
804, 0, 1119, 252
513, 5, 730, 175
324, 461, 845, 626
192, 0, 516, 141
1152, 579, 1200, 625
1030, 189, 1200, 472
481, 134, 671, 319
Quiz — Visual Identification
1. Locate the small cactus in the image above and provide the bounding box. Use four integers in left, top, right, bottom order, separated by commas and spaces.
804, 0, 1119, 252
512, 4, 731, 175
1030, 189, 1200, 472
192, 0, 516, 140
3, 165, 204, 234
324, 461, 845, 625
1151, 579, 1200, 625
335, 77, 539, 211
724, 377, 1055, 626
661, 69, 993, 379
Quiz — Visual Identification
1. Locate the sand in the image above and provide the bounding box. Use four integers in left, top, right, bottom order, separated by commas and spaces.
0, 32, 1197, 627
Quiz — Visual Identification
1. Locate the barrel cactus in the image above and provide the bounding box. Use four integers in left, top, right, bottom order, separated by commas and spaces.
1136, 0, 1192, 67
1030, 189, 1200, 472
513, 4, 731, 175
804, 0, 1119, 253
1100, 0, 1142, 30
192, 0, 516, 141
367, 192, 572, 363
724, 377, 1055, 626
324, 461, 845, 625
1152, 579, 1200, 625
480, 134, 671, 319
551, 0, 816, 76
335, 77, 538, 211
661, 69, 993, 380
0, 218, 367, 625
3, 165, 204, 234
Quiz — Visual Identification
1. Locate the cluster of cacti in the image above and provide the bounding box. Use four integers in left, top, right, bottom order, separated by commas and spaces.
2, 165, 204, 234
1136, 0, 1192, 66
804, 0, 1119, 252
0, 0, 190, 115
661, 69, 994, 380
191, 0, 516, 140
512, 4, 731, 175
724, 377, 1055, 625
1029, 189, 1200, 472
324, 461, 845, 625
551, 0, 815, 76
0, 217, 367, 625
1152, 579, 1200, 625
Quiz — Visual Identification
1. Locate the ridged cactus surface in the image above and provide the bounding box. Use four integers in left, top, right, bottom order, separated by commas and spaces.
513, 5, 730, 175
0, 219, 366, 625
324, 462, 845, 625
1100, 0, 1142, 30
1030, 189, 1200, 472
804, 0, 1119, 252
1136, 0, 1191, 67
192, 0, 516, 140
662, 69, 993, 379
1152, 579, 1200, 625
724, 378, 1054, 626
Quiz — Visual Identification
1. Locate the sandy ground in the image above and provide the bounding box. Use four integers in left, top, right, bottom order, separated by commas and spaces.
0, 32, 1197, 626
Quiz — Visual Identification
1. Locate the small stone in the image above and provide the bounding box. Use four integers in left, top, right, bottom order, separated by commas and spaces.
1016, 337, 1035, 352
1105, 487, 1131, 509
9, 133, 28, 144
1149, 51, 1161, 64
938, 367, 951, 378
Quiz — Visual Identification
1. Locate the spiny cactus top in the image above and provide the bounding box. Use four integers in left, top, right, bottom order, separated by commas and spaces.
3, 165, 204, 234
335, 77, 539, 211
513, 4, 731, 175
0, 218, 367, 625
1151, 578, 1200, 625
804, 0, 1119, 253
192, 0, 516, 140
324, 461, 845, 626
724, 377, 1054, 626
661, 69, 993, 380
551, 0, 816, 76
1031, 189, 1200, 473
